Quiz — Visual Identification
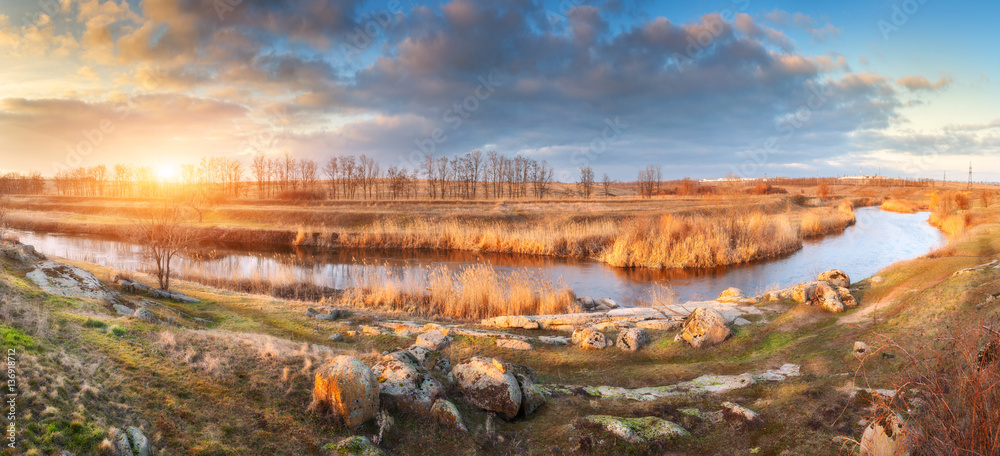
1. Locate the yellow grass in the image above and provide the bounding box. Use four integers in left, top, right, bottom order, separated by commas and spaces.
880, 199, 925, 213
800, 203, 856, 238
336, 264, 576, 320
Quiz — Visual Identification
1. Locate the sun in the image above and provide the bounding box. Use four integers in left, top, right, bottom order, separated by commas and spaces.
156, 164, 178, 182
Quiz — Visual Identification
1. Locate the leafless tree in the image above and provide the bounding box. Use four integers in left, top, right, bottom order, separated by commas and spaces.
601, 173, 612, 198
252, 154, 267, 197
0, 194, 11, 239
300, 159, 318, 192
578, 166, 595, 199
128, 202, 198, 291
323, 157, 339, 199
637, 165, 658, 198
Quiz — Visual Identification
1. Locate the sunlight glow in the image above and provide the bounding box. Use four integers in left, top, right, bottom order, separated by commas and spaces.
156, 164, 178, 182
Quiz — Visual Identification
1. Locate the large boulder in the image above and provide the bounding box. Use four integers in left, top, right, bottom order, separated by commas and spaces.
371, 354, 443, 417
814, 282, 846, 313
313, 356, 380, 428
572, 327, 610, 350
792, 281, 820, 304
860, 413, 912, 456
27, 261, 119, 301
452, 357, 522, 419
818, 269, 851, 288
515, 373, 546, 417
680, 307, 731, 348
616, 328, 651, 352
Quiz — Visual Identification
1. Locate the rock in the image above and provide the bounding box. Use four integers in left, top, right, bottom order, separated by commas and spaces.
372, 356, 443, 417
680, 307, 731, 348
330, 436, 384, 456
596, 298, 619, 309
58, 451, 74, 456
507, 363, 539, 383
819, 269, 851, 288
113, 304, 134, 316
515, 373, 546, 416
405, 345, 433, 365
860, 413, 911, 456
721, 402, 762, 426
635, 320, 680, 331
572, 327, 610, 350
361, 325, 385, 336
814, 282, 845, 313
132, 307, 158, 323
854, 341, 870, 360
732, 317, 752, 326
306, 307, 319, 316
583, 415, 690, 444
577, 296, 597, 310
329, 333, 344, 342
315, 313, 335, 321
415, 330, 450, 351
111, 426, 151, 456
28, 261, 120, 301
452, 357, 522, 419
496, 339, 533, 351
537, 335, 571, 345
838, 287, 858, 308
870, 276, 884, 284
717, 287, 748, 303
792, 281, 820, 304
430, 399, 467, 432
616, 328, 651, 352
481, 315, 539, 329
312, 356, 380, 428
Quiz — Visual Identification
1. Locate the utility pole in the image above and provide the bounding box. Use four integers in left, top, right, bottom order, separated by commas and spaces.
969, 162, 973, 189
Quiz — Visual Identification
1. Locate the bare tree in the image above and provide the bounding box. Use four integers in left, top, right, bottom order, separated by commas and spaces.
251, 154, 267, 197
578, 166, 595, 199
323, 157, 339, 199
601, 173, 612, 198
0, 195, 10, 239
129, 202, 198, 291
637, 165, 657, 198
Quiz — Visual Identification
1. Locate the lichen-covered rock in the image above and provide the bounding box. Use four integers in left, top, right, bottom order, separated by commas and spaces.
132, 307, 158, 323
814, 282, 845, 313
860, 413, 911, 456
721, 402, 762, 426
329, 333, 344, 342
415, 330, 450, 351
819, 269, 851, 288
583, 415, 690, 443
838, 287, 858, 308
113, 304, 134, 316
371, 355, 443, 417
717, 287, 749, 303
430, 399, 467, 432
28, 261, 119, 301
110, 426, 151, 456
515, 373, 546, 416
615, 328, 651, 352
452, 357, 522, 419
313, 356, 380, 428
680, 307, 731, 348
572, 327, 610, 350
329, 436, 384, 456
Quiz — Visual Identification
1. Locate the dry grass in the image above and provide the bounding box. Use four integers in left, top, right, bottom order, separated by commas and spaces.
800, 203, 856, 238
599, 211, 801, 269
336, 264, 576, 320
880, 198, 925, 214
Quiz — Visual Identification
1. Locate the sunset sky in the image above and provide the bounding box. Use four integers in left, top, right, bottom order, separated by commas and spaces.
1, 0, 997, 181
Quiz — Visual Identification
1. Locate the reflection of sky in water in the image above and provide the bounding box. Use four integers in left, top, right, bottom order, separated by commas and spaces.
14, 208, 944, 305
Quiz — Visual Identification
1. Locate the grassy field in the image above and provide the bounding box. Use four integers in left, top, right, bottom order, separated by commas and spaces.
0, 181, 998, 454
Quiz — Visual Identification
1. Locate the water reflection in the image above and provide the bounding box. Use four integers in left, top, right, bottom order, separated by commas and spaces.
13, 207, 945, 304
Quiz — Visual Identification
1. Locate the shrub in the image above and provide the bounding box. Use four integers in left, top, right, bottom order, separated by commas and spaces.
83, 318, 108, 330
109, 325, 127, 337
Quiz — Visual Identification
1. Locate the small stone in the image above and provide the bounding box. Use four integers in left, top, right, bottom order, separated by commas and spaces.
315, 313, 335, 321
132, 307, 158, 323
615, 328, 651, 352
860, 413, 911, 456
312, 356, 380, 428
732, 317, 752, 326
717, 287, 748, 303
854, 341, 870, 360
572, 327, 610, 350
329, 333, 345, 342
720, 402, 762, 426
330, 436, 384, 456
680, 307, 731, 348
496, 339, 533, 351
537, 336, 571, 345
515, 373, 546, 416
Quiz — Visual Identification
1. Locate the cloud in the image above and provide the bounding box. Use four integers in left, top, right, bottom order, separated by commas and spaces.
895, 75, 953, 91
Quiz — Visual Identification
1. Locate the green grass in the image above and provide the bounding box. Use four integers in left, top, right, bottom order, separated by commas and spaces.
0, 325, 34, 349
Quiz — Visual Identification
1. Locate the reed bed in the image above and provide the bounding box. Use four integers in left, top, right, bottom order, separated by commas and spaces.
880, 198, 925, 214
598, 211, 801, 269
800, 203, 856, 238
337, 264, 576, 320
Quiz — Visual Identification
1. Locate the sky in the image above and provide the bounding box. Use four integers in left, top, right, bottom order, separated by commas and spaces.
0, 0, 998, 181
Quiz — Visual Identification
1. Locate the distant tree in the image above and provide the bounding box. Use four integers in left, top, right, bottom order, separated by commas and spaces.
578, 166, 595, 199
251, 154, 268, 197
601, 173, 612, 197
0, 194, 10, 239
637, 165, 658, 198
955, 192, 970, 210
128, 202, 198, 291
300, 159, 318, 192
323, 157, 339, 199
817, 182, 831, 200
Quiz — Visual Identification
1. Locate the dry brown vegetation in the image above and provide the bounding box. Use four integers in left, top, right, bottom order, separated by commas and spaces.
879, 198, 925, 214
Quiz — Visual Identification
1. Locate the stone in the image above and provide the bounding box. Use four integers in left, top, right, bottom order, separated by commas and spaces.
717, 287, 748, 303
415, 330, 450, 351
814, 282, 846, 313
329, 333, 344, 342
28, 261, 119, 301
515, 373, 546, 416
422, 323, 450, 335
110, 426, 151, 456
113, 304, 134, 316
330, 436, 384, 456
635, 320, 680, 331
720, 402, 762, 425
430, 399, 467, 432
312, 356, 380, 428
577, 296, 597, 310
732, 317, 752, 326
361, 325, 385, 336
372, 356, 443, 417
854, 341, 870, 360
680, 307, 731, 348
132, 307, 158, 323
572, 327, 610, 350
306, 307, 319, 316
596, 298, 619, 309
792, 281, 820, 304
496, 339, 533, 351
838, 287, 858, 308
315, 313, 335, 321
452, 357, 522, 419
583, 415, 690, 444
616, 328, 651, 352
819, 269, 851, 288
537, 336, 571, 345
860, 413, 911, 456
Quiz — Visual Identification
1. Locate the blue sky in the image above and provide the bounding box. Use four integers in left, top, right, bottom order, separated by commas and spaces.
0, 0, 997, 181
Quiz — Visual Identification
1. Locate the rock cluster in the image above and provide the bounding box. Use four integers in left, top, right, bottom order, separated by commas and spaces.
761, 269, 858, 313
112, 274, 199, 303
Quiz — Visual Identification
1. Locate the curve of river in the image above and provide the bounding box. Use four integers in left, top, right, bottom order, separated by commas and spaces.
11, 207, 945, 304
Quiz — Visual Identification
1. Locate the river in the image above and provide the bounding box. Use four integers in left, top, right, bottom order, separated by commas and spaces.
11, 207, 945, 304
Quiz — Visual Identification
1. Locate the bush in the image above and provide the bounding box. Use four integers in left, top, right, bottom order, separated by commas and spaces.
83, 318, 108, 330
109, 325, 127, 338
